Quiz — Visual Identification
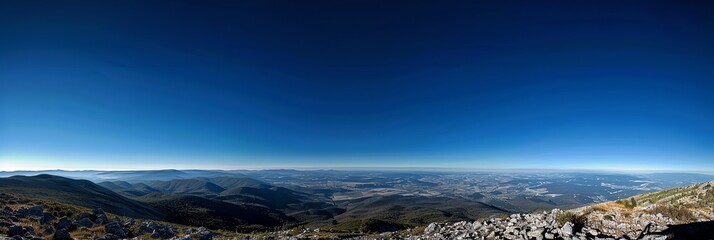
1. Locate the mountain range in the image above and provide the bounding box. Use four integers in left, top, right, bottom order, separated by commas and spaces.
1, 170, 714, 239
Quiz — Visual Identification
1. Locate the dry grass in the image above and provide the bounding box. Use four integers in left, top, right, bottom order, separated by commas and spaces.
411, 226, 426, 235
592, 202, 627, 212
647, 205, 695, 222
70, 225, 106, 239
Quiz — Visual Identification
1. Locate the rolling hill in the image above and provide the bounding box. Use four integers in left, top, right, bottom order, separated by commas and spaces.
0, 174, 162, 219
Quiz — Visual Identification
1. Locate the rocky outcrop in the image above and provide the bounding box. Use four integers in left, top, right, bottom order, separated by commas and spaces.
0, 193, 215, 240
404, 209, 672, 240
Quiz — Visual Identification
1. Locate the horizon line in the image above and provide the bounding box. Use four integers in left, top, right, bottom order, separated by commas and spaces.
2, 167, 713, 175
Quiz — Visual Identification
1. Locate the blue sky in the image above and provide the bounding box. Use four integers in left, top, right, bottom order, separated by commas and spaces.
1, 1, 714, 170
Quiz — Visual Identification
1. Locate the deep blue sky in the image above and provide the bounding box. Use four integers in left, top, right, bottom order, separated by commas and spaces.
2, 1, 714, 170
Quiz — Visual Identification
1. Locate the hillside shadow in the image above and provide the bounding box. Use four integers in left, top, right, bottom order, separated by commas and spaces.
648, 220, 714, 240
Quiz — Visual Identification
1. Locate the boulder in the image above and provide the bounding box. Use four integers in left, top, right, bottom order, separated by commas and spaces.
198, 230, 213, 240
139, 221, 158, 234
55, 216, 72, 231
7, 225, 23, 236
1, 206, 12, 215
20, 206, 44, 217
175, 235, 192, 240
24, 226, 35, 235
94, 214, 109, 225
150, 224, 176, 239
101, 233, 121, 240
91, 208, 105, 216
39, 212, 55, 225
104, 221, 126, 238
75, 218, 95, 228
53, 229, 72, 240
43, 225, 55, 235
560, 222, 574, 236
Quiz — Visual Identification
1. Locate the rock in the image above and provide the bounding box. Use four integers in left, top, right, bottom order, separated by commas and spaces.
39, 212, 55, 225
121, 217, 135, 227
19, 206, 44, 217
175, 235, 192, 240
77, 212, 93, 220
151, 230, 172, 239
7, 225, 23, 236
55, 216, 72, 231
24, 225, 35, 235
527, 228, 544, 239
53, 229, 72, 240
75, 218, 95, 228
94, 214, 109, 225
425, 223, 438, 234
101, 233, 121, 240
198, 230, 213, 240
560, 222, 574, 236
139, 221, 158, 234
149, 224, 176, 239
1, 206, 12, 215
92, 208, 105, 216
43, 225, 55, 235
105, 221, 126, 237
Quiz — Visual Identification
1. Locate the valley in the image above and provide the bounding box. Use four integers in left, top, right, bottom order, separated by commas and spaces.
1, 170, 713, 239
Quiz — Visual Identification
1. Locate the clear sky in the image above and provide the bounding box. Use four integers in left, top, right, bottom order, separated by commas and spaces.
1, 1, 714, 171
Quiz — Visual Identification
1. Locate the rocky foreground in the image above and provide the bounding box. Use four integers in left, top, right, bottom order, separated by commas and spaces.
281, 181, 714, 240
0, 193, 214, 240
400, 208, 694, 240
3, 180, 714, 240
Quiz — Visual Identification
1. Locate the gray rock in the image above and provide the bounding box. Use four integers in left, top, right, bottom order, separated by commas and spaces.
53, 229, 72, 240
198, 230, 213, 240
39, 212, 55, 225
7, 225, 23, 236
94, 214, 109, 225
21, 206, 44, 217
56, 216, 72, 230
544, 232, 555, 239
105, 221, 126, 237
175, 235, 192, 240
151, 229, 174, 239
560, 222, 574, 236
1, 206, 12, 215
527, 228, 544, 239
101, 233, 120, 240
24, 225, 35, 235
75, 218, 95, 228
425, 223, 437, 234
139, 221, 158, 234
92, 208, 105, 216
44, 225, 55, 235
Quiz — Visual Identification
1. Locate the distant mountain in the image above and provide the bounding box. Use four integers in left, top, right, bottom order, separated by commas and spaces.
0, 169, 244, 182
332, 195, 509, 231
0, 174, 162, 219
202, 176, 272, 189
142, 195, 297, 231
145, 179, 226, 195
116, 176, 316, 210
98, 180, 160, 197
